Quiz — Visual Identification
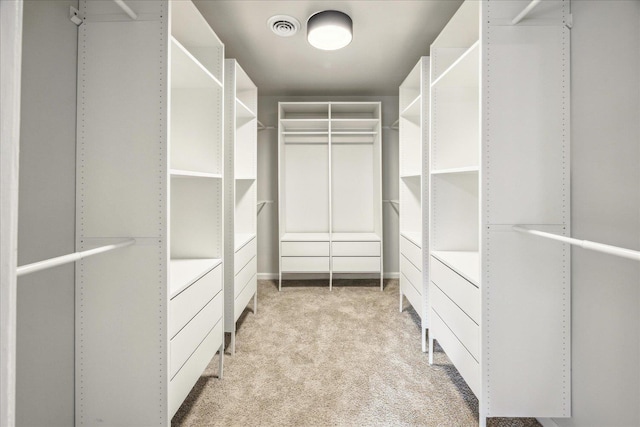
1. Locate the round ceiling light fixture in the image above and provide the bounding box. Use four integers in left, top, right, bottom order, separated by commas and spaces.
268, 15, 301, 37
307, 10, 352, 51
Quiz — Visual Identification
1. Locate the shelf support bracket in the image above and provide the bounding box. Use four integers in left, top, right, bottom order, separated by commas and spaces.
69, 6, 82, 26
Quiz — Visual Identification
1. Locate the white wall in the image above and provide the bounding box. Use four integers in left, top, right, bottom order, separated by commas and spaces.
256, 95, 400, 278
17, 1, 77, 425
551, 2, 640, 426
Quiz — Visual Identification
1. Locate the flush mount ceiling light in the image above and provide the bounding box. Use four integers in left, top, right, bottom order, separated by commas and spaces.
307, 10, 352, 51
268, 15, 301, 37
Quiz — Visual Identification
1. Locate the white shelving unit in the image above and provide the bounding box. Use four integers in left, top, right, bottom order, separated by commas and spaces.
278, 102, 383, 291
398, 56, 430, 352
75, 1, 225, 423
428, 1, 570, 425
224, 59, 258, 355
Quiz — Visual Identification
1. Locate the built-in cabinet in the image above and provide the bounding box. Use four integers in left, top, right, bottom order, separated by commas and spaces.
75, 1, 225, 423
224, 59, 258, 355
428, 1, 570, 425
399, 57, 430, 352
278, 102, 383, 290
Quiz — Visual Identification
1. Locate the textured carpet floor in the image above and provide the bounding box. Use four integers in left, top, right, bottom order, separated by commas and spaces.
172, 279, 541, 427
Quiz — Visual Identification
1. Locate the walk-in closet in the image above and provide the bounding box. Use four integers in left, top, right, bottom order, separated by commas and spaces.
2, 1, 639, 427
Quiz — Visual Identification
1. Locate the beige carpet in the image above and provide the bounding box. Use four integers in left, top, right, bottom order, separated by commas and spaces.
172, 279, 541, 427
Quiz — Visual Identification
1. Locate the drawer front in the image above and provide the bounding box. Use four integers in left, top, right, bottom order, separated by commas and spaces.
169, 319, 222, 417
170, 291, 223, 379
235, 237, 257, 275
281, 256, 329, 272
400, 273, 423, 318
332, 241, 380, 257
235, 256, 256, 298
431, 256, 479, 323
281, 241, 329, 257
169, 264, 222, 339
400, 254, 422, 291
431, 311, 480, 397
400, 236, 422, 271
332, 257, 380, 272
431, 284, 479, 359
235, 274, 257, 322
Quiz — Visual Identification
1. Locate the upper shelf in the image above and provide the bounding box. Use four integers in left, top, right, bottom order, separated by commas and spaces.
431, 41, 479, 89
331, 118, 379, 132
171, 37, 222, 89
236, 98, 256, 124
280, 119, 329, 132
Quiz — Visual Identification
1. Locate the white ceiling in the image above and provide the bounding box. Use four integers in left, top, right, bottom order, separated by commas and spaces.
194, 0, 463, 96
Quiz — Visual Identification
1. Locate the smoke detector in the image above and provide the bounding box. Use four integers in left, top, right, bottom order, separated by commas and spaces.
268, 15, 300, 37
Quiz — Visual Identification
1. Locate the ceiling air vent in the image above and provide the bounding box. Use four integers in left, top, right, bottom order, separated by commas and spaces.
268, 15, 300, 37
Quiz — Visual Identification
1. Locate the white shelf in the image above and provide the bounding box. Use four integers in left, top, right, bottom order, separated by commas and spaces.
235, 176, 256, 181
170, 169, 222, 179
400, 231, 422, 248
431, 250, 480, 287
431, 41, 479, 89
331, 118, 379, 131
280, 118, 329, 132
170, 37, 222, 89
169, 258, 222, 299
400, 94, 421, 120
235, 233, 256, 252
431, 166, 479, 175
281, 232, 331, 242
331, 232, 381, 242
236, 98, 256, 121
400, 173, 421, 179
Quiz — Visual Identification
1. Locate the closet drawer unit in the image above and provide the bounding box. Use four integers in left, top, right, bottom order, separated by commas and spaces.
400, 236, 422, 271
331, 241, 380, 257
234, 256, 257, 298
235, 274, 257, 322
235, 237, 257, 275
169, 318, 223, 417
400, 273, 422, 317
400, 254, 422, 291
281, 256, 330, 272
332, 256, 380, 272
281, 241, 330, 257
169, 264, 222, 339
431, 284, 479, 359
431, 257, 479, 323
170, 291, 223, 379
432, 311, 480, 397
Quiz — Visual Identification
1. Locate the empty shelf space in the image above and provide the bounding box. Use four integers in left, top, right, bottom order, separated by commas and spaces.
280, 119, 329, 132
331, 232, 381, 242
170, 258, 222, 298
235, 233, 256, 252
431, 250, 480, 286
281, 232, 331, 242
400, 95, 421, 121
236, 98, 256, 120
331, 119, 379, 132
170, 169, 223, 179
171, 37, 222, 89
431, 41, 479, 89
400, 232, 422, 248
431, 166, 479, 175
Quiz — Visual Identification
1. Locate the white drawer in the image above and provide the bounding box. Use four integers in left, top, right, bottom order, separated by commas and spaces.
281, 241, 329, 257
235, 274, 257, 322
235, 237, 256, 275
400, 235, 422, 271
431, 284, 479, 360
400, 254, 422, 291
235, 256, 256, 298
332, 241, 380, 256
281, 256, 329, 272
431, 311, 480, 397
332, 257, 380, 272
170, 291, 222, 379
169, 319, 222, 417
400, 273, 423, 318
431, 256, 479, 323
169, 264, 222, 339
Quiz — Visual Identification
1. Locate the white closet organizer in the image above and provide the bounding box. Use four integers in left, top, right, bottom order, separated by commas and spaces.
278, 102, 383, 291
75, 1, 225, 424
428, 1, 570, 425
398, 56, 430, 352
224, 59, 258, 355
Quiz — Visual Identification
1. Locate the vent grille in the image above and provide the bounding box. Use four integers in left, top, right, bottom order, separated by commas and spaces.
268, 15, 300, 37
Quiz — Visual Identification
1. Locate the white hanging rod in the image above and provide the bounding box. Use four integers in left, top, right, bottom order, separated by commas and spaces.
511, 0, 541, 25
17, 239, 136, 277
113, 0, 138, 20
513, 226, 640, 262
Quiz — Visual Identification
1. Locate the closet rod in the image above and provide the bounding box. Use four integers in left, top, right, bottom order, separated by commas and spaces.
113, 0, 137, 20
513, 226, 640, 261
17, 239, 136, 277
511, 0, 541, 25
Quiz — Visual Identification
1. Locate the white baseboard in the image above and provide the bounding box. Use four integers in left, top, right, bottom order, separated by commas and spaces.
257, 272, 400, 281
537, 418, 560, 427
